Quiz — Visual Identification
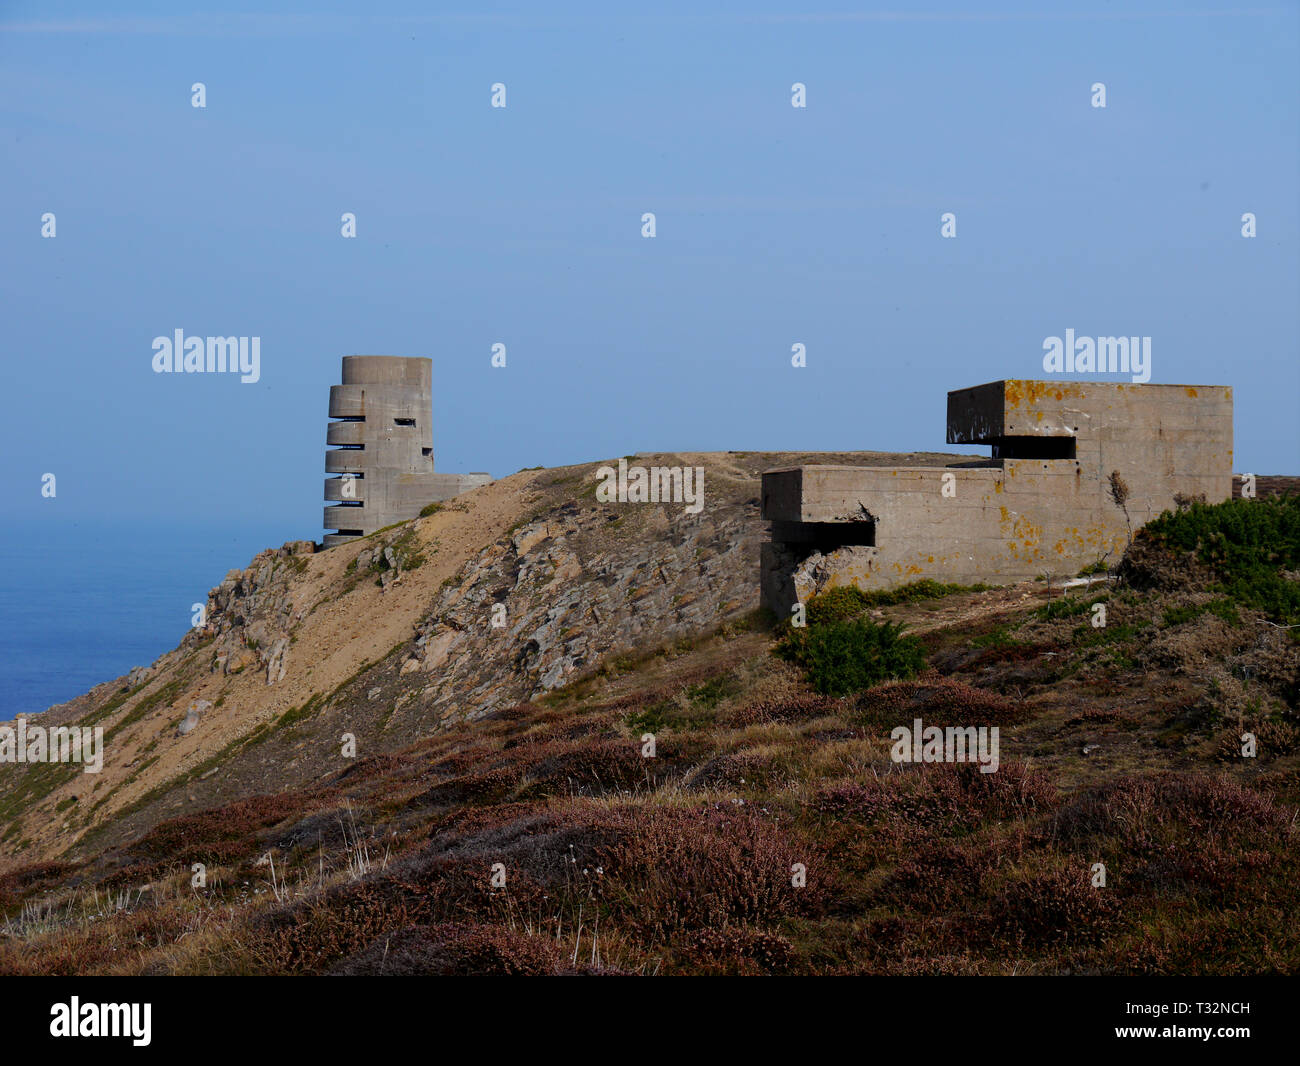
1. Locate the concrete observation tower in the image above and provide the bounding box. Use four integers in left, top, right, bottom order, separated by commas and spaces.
323, 355, 490, 548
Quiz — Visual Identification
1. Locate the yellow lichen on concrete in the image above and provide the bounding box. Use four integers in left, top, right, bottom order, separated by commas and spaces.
1005, 379, 1084, 408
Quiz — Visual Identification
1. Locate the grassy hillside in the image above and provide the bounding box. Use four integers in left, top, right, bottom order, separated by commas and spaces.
1, 493, 1296, 975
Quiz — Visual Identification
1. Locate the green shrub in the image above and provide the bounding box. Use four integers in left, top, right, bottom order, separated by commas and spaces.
1207, 598, 1244, 626
625, 698, 713, 733
1162, 598, 1242, 629
870, 579, 993, 604
970, 624, 1023, 649
1161, 603, 1201, 628
419, 502, 443, 518
1138, 495, 1300, 625
1034, 594, 1106, 622
778, 619, 926, 696
1072, 622, 1142, 647
806, 586, 871, 625
686, 675, 739, 709
804, 580, 992, 625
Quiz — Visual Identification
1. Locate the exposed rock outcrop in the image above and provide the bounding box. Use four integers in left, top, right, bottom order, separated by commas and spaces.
407, 497, 762, 725
192, 540, 315, 684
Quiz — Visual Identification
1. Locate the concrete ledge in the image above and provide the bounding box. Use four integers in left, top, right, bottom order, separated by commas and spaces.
324, 476, 366, 503
323, 504, 366, 532
325, 450, 366, 475
328, 384, 367, 419
326, 421, 366, 446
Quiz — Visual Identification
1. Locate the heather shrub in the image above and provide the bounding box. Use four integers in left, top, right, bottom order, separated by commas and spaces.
588, 805, 824, 936
335, 751, 417, 784
331, 922, 565, 976
1215, 718, 1300, 760
880, 842, 986, 912
1112, 903, 1300, 976
813, 762, 1056, 831
1051, 773, 1288, 848
930, 761, 1058, 819
684, 926, 796, 974
416, 816, 596, 894
855, 678, 1030, 729
778, 619, 926, 696
409, 766, 518, 808
396, 804, 821, 942
422, 800, 549, 841
250, 857, 551, 973
129, 793, 312, 864
0, 861, 80, 916
688, 750, 790, 792
724, 692, 843, 727
990, 864, 1123, 947
519, 738, 655, 798
250, 882, 414, 973
1048, 773, 1295, 905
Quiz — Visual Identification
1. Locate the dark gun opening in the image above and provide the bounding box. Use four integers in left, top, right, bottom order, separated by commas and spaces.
990, 436, 1077, 460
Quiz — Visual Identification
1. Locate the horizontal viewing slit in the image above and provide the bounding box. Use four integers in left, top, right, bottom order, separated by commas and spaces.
990, 436, 1077, 460
394, 417, 416, 426
771, 519, 876, 549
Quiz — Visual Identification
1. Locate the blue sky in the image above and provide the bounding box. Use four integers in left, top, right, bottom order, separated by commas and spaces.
3, 0, 1298, 541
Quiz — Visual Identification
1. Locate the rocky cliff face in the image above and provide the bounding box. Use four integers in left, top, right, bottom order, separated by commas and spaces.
404, 496, 760, 726
197, 541, 318, 685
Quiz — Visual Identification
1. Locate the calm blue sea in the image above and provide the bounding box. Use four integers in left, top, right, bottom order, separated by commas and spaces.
0, 519, 312, 718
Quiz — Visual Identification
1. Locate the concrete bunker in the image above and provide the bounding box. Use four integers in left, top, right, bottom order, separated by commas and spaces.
760, 380, 1233, 614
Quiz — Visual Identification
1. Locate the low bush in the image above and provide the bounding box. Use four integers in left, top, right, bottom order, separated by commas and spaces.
855, 678, 1031, 729
778, 620, 926, 696
990, 864, 1123, 947
805, 580, 991, 625
1126, 495, 1300, 625
331, 922, 565, 976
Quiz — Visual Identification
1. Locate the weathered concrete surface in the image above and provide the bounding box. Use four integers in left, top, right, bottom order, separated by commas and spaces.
323, 356, 490, 546
761, 380, 1234, 612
